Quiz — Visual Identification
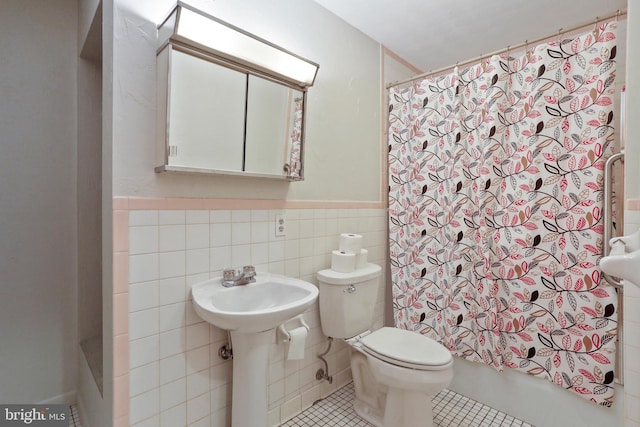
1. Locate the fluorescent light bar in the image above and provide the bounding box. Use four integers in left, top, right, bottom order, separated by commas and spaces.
158, 3, 318, 87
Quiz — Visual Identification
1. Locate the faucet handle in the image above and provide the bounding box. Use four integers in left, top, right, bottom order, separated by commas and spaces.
223, 268, 236, 281
242, 265, 256, 277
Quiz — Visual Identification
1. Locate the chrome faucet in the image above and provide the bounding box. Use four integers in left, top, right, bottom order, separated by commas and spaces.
222, 266, 256, 287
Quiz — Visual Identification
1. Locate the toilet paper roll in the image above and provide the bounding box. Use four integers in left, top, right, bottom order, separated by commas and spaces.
339, 233, 363, 254
355, 248, 368, 269
286, 327, 308, 360
331, 250, 357, 273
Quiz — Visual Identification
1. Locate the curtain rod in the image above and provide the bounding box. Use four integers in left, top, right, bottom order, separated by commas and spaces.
387, 9, 627, 89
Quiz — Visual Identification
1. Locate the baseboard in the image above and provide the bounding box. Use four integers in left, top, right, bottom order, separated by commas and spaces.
37, 390, 77, 405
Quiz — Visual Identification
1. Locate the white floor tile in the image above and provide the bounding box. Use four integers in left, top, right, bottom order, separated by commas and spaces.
281, 382, 535, 427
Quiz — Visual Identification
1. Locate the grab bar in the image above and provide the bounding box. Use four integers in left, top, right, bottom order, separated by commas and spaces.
602, 151, 624, 288
602, 150, 624, 384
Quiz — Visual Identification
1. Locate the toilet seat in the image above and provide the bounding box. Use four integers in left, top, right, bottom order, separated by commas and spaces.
359, 327, 452, 371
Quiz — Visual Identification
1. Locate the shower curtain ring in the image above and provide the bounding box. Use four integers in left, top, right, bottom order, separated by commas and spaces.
593, 17, 600, 35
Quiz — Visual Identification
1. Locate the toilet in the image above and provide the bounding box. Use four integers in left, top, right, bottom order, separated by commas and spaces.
317, 263, 453, 427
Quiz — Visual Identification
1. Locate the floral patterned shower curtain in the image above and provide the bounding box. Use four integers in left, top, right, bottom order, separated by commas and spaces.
388, 23, 619, 406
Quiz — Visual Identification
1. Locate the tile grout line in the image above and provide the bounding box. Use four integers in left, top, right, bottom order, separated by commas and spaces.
281, 382, 535, 427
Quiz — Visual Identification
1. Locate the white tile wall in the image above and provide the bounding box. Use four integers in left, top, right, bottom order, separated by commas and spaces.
625, 210, 640, 426
128, 208, 388, 426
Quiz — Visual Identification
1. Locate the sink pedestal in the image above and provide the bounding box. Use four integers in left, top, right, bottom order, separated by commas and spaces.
230, 329, 273, 427
191, 274, 318, 426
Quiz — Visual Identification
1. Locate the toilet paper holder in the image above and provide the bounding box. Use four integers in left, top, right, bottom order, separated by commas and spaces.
277, 314, 310, 344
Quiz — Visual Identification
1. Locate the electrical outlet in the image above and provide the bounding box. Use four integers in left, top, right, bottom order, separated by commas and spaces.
275, 214, 286, 237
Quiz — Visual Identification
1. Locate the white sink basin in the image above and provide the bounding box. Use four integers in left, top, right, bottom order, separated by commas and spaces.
191, 273, 319, 333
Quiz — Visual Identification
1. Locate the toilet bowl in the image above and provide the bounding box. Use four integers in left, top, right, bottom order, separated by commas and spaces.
317, 263, 453, 427
347, 327, 453, 427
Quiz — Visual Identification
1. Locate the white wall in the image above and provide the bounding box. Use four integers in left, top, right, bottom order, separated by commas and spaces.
77, 57, 103, 345
626, 3, 640, 201
0, 0, 78, 403
624, 2, 640, 426
624, 209, 640, 427
76, 1, 112, 425
124, 206, 387, 426
113, 0, 382, 202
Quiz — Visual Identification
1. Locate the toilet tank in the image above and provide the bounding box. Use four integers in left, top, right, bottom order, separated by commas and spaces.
317, 263, 382, 339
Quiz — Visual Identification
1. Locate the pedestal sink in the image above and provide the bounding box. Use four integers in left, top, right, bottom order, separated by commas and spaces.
191, 272, 319, 427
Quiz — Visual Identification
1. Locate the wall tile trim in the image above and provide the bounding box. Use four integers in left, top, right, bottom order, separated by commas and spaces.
114, 196, 386, 211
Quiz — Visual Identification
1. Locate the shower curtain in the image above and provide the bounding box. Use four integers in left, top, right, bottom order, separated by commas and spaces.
388, 23, 618, 406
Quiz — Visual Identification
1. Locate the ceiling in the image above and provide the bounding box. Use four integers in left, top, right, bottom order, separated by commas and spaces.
312, 0, 627, 72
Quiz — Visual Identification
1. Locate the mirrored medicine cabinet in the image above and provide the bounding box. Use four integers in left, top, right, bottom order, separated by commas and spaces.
155, 3, 319, 181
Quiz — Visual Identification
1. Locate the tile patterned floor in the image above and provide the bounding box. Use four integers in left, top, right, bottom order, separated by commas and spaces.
69, 383, 535, 427
282, 383, 535, 427
281, 383, 373, 427
432, 389, 534, 427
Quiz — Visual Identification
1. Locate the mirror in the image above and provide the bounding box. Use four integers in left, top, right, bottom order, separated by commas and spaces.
155, 4, 317, 181
156, 47, 306, 179
246, 76, 300, 176
166, 49, 246, 172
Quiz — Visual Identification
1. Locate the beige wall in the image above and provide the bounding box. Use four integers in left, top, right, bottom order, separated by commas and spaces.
79, 0, 101, 53
77, 58, 103, 345
112, 0, 382, 202
111, 0, 387, 425
0, 0, 78, 403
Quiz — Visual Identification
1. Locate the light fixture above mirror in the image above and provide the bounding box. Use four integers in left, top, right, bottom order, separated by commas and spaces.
158, 2, 319, 88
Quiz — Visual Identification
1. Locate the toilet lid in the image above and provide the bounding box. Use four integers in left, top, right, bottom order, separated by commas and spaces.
360, 327, 452, 369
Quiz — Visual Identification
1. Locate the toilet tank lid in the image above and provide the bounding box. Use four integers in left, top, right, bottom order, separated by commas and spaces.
317, 263, 381, 285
